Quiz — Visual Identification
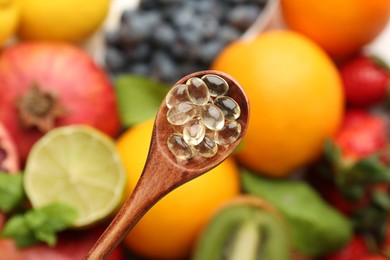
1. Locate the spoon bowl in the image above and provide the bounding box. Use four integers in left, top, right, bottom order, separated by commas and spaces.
86, 70, 249, 259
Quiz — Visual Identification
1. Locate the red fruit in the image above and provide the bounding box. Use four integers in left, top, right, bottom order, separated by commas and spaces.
325, 236, 370, 260
0, 226, 124, 260
0, 122, 19, 173
339, 54, 390, 107
0, 42, 121, 162
333, 110, 387, 161
320, 183, 369, 215
0, 122, 19, 231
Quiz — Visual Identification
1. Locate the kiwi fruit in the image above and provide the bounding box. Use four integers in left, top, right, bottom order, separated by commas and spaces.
193, 196, 291, 260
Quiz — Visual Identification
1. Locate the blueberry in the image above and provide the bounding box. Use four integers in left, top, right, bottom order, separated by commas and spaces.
139, 0, 156, 10
153, 23, 177, 48
119, 11, 160, 44
104, 30, 120, 46
228, 4, 260, 30
125, 43, 151, 61
105, 48, 126, 71
150, 52, 179, 83
198, 40, 226, 64
218, 25, 241, 44
127, 62, 150, 76
170, 8, 196, 29
193, 14, 220, 41
170, 39, 188, 60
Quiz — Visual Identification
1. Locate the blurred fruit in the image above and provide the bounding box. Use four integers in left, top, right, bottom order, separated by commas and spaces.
193, 196, 291, 260
281, 0, 390, 58
0, 226, 124, 260
17, 0, 109, 42
24, 126, 127, 227
212, 30, 344, 177
105, 0, 267, 83
116, 119, 240, 259
0, 0, 19, 45
241, 169, 352, 256
0, 42, 121, 162
314, 110, 389, 214
324, 236, 371, 260
339, 55, 390, 107
0, 122, 18, 173
0, 122, 19, 232
334, 110, 387, 161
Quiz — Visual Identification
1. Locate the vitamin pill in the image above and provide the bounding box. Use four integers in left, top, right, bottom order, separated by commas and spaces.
215, 120, 241, 145
201, 104, 225, 131
167, 134, 193, 160
166, 84, 191, 109
214, 96, 241, 120
167, 102, 196, 125
193, 136, 218, 158
186, 77, 210, 106
201, 74, 229, 97
183, 118, 206, 146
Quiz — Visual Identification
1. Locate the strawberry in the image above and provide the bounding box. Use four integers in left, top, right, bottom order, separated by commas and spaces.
324, 236, 371, 260
325, 235, 389, 260
312, 110, 390, 251
333, 110, 388, 161
339, 54, 390, 107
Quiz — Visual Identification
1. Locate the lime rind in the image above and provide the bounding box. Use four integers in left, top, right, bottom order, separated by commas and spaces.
24, 125, 127, 227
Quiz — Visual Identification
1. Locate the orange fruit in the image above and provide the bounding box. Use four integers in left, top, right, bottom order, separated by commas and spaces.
281, 0, 390, 58
212, 30, 344, 177
116, 119, 240, 259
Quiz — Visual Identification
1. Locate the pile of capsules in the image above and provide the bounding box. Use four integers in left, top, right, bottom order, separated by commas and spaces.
166, 74, 241, 160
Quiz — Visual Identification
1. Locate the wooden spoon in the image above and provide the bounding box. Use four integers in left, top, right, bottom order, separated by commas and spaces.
85, 70, 250, 259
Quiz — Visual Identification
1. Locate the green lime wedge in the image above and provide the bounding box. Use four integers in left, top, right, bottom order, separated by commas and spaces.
24, 125, 127, 227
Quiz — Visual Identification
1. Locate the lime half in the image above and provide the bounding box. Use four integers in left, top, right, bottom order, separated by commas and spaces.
24, 125, 127, 227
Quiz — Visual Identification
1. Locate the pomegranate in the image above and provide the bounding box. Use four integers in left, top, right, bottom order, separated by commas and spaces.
0, 122, 19, 230
0, 42, 121, 162
0, 122, 19, 173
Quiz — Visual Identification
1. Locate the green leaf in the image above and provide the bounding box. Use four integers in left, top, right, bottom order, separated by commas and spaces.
323, 139, 341, 164
0, 173, 24, 212
115, 75, 170, 127
348, 156, 390, 183
1, 202, 78, 248
241, 169, 353, 257
1, 215, 38, 248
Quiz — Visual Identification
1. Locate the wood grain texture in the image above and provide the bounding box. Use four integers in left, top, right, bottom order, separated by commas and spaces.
85, 70, 250, 259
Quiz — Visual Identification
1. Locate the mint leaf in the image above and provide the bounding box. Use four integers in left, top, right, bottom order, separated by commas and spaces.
1, 203, 78, 248
27, 203, 78, 231
0, 173, 24, 212
1, 215, 38, 248
115, 75, 170, 127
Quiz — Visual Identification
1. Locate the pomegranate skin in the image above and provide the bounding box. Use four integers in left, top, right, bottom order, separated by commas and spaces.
0, 42, 121, 162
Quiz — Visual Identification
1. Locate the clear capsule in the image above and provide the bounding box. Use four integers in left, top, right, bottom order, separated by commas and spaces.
215, 121, 241, 145
167, 134, 193, 160
201, 104, 225, 131
167, 102, 196, 125
166, 84, 190, 109
183, 118, 206, 146
186, 77, 210, 106
193, 135, 218, 158
214, 96, 241, 120
201, 74, 229, 97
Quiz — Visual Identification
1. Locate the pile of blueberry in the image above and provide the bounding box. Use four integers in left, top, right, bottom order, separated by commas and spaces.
105, 0, 268, 83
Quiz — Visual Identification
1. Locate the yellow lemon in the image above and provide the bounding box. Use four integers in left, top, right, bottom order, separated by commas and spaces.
0, 0, 19, 46
18, 0, 109, 42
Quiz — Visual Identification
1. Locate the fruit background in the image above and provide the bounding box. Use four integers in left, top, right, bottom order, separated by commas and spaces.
1, 0, 390, 259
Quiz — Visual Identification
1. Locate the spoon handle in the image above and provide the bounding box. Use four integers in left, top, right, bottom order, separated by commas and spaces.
85, 148, 179, 259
